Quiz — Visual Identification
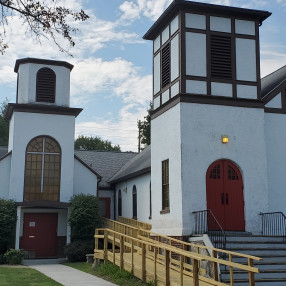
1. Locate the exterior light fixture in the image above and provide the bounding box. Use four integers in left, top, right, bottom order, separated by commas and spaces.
222, 135, 229, 144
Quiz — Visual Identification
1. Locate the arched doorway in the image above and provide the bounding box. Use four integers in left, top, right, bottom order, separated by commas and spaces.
206, 160, 245, 231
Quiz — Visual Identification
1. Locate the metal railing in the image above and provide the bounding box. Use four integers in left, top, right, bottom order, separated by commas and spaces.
193, 209, 226, 251
260, 212, 286, 241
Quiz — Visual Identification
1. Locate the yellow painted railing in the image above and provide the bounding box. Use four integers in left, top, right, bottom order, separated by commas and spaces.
117, 216, 152, 230
94, 228, 260, 286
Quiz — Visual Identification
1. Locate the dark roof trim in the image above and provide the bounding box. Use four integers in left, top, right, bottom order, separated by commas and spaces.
0, 150, 11, 162
262, 78, 286, 103
74, 154, 102, 180
99, 186, 115, 191
14, 58, 74, 73
109, 167, 151, 184
143, 0, 271, 40
5, 103, 82, 120
16, 201, 70, 209
152, 93, 264, 119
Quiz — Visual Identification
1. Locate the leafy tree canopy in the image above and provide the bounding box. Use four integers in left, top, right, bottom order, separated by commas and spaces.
138, 102, 152, 150
0, 0, 89, 55
0, 99, 9, 146
75, 135, 121, 152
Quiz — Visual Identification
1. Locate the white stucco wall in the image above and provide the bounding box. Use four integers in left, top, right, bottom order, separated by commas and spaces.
0, 155, 11, 199
115, 173, 151, 223
8, 111, 75, 202
151, 104, 183, 235
17, 63, 70, 107
265, 113, 286, 213
73, 158, 98, 196
180, 103, 268, 235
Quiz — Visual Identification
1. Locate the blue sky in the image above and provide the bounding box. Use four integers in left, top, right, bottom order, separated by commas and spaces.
0, 0, 286, 151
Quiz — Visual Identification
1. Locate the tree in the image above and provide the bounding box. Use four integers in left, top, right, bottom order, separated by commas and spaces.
75, 135, 121, 152
138, 102, 152, 150
0, 0, 89, 55
0, 100, 9, 146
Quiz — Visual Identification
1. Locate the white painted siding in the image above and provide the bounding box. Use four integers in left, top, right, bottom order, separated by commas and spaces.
171, 81, 179, 98
186, 32, 206, 77
153, 96, 160, 109
8, 112, 75, 202
17, 63, 70, 107
154, 35, 160, 53
236, 38, 256, 82
235, 20, 255, 36
265, 93, 282, 108
186, 80, 207, 95
211, 82, 232, 97
210, 16, 231, 33
73, 158, 98, 196
162, 26, 169, 45
0, 155, 11, 199
171, 34, 179, 82
162, 89, 170, 105
185, 13, 206, 30
171, 15, 179, 35
154, 53, 161, 95
180, 103, 268, 235
237, 85, 257, 99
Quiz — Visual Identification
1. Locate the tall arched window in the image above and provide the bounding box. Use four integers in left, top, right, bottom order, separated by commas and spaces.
36, 67, 56, 103
132, 185, 137, 219
118, 189, 122, 217
24, 136, 61, 201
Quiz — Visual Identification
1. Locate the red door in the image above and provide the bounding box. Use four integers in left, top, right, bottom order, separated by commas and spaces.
99, 198, 111, 218
22, 213, 58, 258
206, 160, 245, 231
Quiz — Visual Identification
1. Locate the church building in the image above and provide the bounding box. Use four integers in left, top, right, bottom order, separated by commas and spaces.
1, 0, 286, 258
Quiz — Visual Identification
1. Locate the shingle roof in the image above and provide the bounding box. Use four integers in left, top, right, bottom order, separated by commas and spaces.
261, 65, 286, 98
109, 145, 151, 184
74, 150, 138, 189
0, 146, 8, 159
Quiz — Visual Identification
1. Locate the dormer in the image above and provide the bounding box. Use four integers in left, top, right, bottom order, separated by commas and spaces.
143, 0, 271, 112
14, 58, 74, 107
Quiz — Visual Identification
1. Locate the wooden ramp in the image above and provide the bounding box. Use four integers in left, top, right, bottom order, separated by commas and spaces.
95, 218, 261, 286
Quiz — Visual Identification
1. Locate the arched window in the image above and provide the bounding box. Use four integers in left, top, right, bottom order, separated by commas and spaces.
132, 185, 137, 219
36, 67, 56, 103
118, 189, 122, 217
24, 136, 61, 201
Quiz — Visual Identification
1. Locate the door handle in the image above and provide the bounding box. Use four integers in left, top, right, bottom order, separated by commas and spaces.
226, 193, 229, 205
221, 193, 224, 205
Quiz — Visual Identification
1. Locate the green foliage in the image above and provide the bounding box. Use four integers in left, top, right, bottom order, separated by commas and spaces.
68, 194, 101, 242
64, 240, 94, 262
0, 199, 17, 254
0, 253, 6, 264
138, 102, 152, 149
0, 99, 9, 146
4, 249, 24, 265
75, 135, 121, 151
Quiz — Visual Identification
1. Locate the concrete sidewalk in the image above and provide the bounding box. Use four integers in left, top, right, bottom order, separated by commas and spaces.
24, 259, 117, 286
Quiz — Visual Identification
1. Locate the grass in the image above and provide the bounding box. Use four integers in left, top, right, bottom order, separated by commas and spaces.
64, 262, 156, 286
0, 267, 62, 286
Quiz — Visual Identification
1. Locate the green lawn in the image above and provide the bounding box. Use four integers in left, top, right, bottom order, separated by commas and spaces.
64, 262, 155, 286
0, 267, 62, 286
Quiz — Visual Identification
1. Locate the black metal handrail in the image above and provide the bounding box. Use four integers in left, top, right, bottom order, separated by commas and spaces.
260, 212, 286, 241
192, 209, 226, 251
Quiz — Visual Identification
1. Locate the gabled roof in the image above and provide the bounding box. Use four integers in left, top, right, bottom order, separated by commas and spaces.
143, 0, 271, 40
74, 150, 138, 189
109, 145, 151, 184
261, 65, 286, 99
0, 146, 8, 160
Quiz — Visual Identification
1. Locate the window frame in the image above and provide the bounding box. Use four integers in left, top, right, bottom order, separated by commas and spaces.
132, 185, 137, 220
161, 159, 170, 213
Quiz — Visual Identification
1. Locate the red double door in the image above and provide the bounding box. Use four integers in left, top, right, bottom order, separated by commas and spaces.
22, 213, 58, 258
206, 160, 245, 231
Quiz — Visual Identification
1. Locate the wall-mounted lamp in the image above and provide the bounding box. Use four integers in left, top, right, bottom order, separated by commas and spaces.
221, 135, 229, 144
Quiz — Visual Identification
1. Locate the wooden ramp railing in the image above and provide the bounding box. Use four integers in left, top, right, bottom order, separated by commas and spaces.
94, 228, 260, 286
118, 216, 152, 230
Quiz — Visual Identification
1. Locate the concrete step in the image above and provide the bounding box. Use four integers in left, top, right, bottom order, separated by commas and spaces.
229, 248, 286, 256
221, 270, 286, 280
222, 262, 286, 271
233, 255, 286, 264
214, 235, 285, 243
222, 278, 286, 286
226, 242, 286, 249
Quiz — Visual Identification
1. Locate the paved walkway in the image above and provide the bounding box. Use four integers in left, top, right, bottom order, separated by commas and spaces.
24, 259, 117, 286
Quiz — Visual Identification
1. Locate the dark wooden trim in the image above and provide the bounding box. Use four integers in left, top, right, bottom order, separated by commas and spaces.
231, 17, 237, 98
143, 1, 271, 40
14, 58, 73, 72
264, 108, 286, 114
255, 21, 261, 100
160, 208, 170, 214
262, 79, 286, 104
0, 150, 12, 162
152, 93, 264, 119
74, 154, 102, 180
5, 103, 82, 120
17, 201, 70, 208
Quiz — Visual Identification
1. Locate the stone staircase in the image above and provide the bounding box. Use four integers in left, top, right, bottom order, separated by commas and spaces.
218, 233, 286, 285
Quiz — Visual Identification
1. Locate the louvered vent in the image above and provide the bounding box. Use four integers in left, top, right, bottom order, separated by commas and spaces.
211, 35, 232, 79
36, 67, 56, 103
162, 43, 170, 88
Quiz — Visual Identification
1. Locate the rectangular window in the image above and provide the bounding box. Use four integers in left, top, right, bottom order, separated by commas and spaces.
210, 35, 232, 79
162, 159, 169, 210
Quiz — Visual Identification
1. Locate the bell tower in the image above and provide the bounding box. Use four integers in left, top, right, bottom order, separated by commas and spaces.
144, 1, 271, 236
